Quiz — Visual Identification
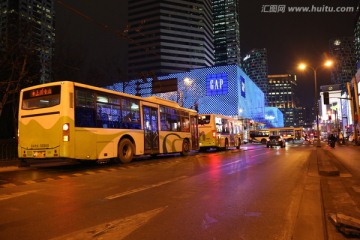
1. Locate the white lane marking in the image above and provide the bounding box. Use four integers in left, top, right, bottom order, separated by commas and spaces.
50, 206, 167, 240
0, 190, 39, 201
105, 176, 187, 200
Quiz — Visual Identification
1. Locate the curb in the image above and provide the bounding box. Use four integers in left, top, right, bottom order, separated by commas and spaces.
317, 148, 340, 176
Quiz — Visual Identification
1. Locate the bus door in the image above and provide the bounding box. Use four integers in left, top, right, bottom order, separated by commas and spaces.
143, 106, 159, 154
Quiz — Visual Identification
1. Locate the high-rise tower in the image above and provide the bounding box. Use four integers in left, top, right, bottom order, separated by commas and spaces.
0, 0, 55, 83
329, 37, 356, 91
267, 74, 298, 127
127, 0, 214, 78
242, 48, 269, 103
213, 0, 241, 66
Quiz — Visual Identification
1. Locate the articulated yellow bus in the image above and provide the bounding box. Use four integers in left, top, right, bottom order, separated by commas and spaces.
198, 114, 243, 151
18, 81, 199, 165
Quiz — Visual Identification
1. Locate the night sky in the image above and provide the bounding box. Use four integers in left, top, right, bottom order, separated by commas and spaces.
55, 0, 359, 107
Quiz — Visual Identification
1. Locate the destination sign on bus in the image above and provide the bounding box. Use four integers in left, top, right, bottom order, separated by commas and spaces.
23, 86, 60, 99
31, 88, 53, 97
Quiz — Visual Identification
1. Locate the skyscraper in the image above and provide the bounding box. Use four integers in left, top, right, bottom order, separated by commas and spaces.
242, 48, 269, 103
127, 0, 214, 78
354, 3, 360, 66
267, 74, 298, 127
213, 0, 241, 66
0, 0, 55, 83
329, 37, 356, 91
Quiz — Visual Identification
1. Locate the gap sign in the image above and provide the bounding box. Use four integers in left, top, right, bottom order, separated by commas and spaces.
206, 73, 228, 96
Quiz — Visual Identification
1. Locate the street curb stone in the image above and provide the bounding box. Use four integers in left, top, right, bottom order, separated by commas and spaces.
317, 148, 340, 176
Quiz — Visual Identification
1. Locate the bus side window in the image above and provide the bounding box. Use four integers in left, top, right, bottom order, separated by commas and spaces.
75, 107, 96, 127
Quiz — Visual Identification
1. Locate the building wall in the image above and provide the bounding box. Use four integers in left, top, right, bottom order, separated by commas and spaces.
109, 65, 284, 127
127, 0, 214, 78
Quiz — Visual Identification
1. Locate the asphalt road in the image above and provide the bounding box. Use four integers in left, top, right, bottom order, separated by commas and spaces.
0, 142, 358, 239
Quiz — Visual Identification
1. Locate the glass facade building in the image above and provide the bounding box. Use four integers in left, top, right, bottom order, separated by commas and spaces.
242, 48, 269, 104
329, 37, 356, 92
213, 0, 241, 67
355, 4, 360, 66
0, 0, 55, 83
267, 74, 298, 127
127, 0, 214, 78
109, 65, 284, 127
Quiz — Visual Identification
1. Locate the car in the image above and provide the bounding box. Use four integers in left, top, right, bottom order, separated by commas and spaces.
266, 135, 286, 148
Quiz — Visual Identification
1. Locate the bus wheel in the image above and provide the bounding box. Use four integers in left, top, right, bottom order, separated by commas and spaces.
118, 139, 134, 163
199, 147, 207, 152
181, 139, 190, 156
261, 139, 267, 144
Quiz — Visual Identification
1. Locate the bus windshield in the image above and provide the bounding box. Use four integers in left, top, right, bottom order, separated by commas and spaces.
22, 86, 61, 110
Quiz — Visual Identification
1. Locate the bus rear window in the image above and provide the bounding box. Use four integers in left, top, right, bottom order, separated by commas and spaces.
22, 86, 61, 109
198, 115, 211, 125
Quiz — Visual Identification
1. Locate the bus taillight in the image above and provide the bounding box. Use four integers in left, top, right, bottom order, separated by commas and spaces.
212, 130, 216, 138
63, 123, 70, 142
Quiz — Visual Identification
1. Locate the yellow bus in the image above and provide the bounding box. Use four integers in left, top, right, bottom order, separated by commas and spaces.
198, 114, 243, 151
249, 127, 303, 144
18, 81, 199, 165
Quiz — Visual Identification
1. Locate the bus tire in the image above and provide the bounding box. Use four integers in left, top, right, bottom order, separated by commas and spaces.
261, 139, 267, 144
199, 147, 207, 152
118, 138, 134, 163
181, 139, 190, 156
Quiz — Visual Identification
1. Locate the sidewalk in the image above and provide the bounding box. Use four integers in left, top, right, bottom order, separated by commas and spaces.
318, 145, 360, 238
0, 159, 21, 172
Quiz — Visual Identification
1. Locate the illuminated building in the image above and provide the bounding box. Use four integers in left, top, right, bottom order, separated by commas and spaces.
329, 37, 356, 91
213, 0, 241, 67
319, 84, 349, 135
267, 74, 299, 127
127, 0, 214, 78
355, 4, 360, 66
0, 0, 55, 83
109, 65, 284, 127
242, 48, 269, 104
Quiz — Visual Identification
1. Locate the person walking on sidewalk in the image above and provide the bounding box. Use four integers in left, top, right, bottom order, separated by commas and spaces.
328, 134, 336, 148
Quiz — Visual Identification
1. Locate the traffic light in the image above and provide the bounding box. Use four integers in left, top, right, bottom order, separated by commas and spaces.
323, 92, 329, 105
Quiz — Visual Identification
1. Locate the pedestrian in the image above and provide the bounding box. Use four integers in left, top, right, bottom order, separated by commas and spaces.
329, 134, 336, 148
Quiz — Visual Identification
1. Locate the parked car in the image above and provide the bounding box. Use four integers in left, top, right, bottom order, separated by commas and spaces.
266, 135, 286, 148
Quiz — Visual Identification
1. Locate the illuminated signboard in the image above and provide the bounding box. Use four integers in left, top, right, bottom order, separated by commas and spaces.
206, 73, 228, 96
23, 86, 61, 99
31, 88, 53, 97
240, 76, 246, 98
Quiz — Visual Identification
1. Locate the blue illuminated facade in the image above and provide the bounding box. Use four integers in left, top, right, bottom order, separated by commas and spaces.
108, 65, 284, 127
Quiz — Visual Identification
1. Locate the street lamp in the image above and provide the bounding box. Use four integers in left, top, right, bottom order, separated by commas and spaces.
298, 60, 334, 147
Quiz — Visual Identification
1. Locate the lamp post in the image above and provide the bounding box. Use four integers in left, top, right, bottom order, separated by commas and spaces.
298, 60, 333, 147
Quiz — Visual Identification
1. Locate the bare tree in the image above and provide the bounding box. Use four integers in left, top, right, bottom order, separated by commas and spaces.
0, 25, 41, 138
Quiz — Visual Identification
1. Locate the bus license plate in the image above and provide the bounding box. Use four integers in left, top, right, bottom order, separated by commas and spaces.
34, 151, 46, 158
